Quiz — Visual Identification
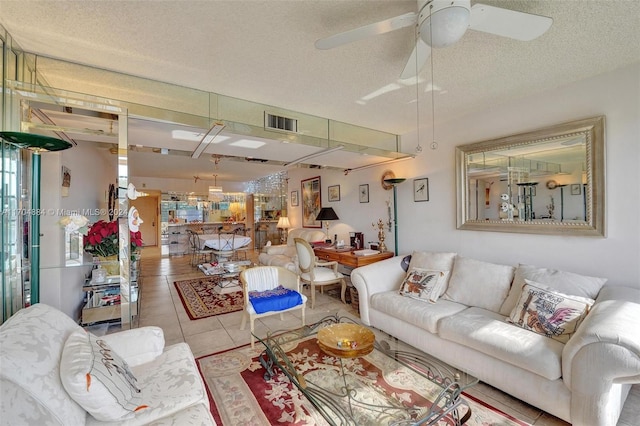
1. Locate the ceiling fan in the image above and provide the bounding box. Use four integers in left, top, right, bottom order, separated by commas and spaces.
315, 0, 553, 79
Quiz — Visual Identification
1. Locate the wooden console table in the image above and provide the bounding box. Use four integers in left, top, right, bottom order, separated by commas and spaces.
313, 247, 394, 268
313, 247, 394, 304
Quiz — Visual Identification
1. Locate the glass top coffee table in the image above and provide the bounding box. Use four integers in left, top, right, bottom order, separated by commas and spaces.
253, 314, 478, 426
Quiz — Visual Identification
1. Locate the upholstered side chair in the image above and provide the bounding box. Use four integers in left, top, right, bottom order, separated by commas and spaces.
294, 238, 345, 309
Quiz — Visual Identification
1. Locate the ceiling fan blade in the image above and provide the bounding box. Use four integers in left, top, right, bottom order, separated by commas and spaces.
315, 12, 417, 50
400, 38, 431, 79
469, 3, 552, 41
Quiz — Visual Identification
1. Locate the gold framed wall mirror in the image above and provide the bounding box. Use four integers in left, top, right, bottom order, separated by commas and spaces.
456, 116, 605, 236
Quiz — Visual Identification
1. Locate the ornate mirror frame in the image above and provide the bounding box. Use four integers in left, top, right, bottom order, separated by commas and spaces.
456, 116, 605, 236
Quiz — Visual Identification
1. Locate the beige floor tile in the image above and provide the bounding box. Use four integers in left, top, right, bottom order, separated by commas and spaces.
180, 315, 224, 337
184, 328, 235, 358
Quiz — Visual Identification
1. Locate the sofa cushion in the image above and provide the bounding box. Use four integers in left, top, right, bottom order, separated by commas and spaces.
60, 329, 146, 421
86, 342, 210, 426
444, 257, 515, 313
370, 291, 468, 334
407, 251, 456, 294
499, 264, 607, 316
507, 280, 594, 343
439, 307, 564, 380
398, 268, 447, 303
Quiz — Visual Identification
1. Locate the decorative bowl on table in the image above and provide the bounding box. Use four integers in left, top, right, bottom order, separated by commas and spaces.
317, 323, 375, 358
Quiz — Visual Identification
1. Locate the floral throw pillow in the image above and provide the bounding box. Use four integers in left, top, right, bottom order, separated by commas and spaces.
398, 267, 447, 303
60, 329, 148, 421
507, 280, 594, 343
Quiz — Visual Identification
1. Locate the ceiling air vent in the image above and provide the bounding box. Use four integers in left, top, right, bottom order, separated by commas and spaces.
265, 112, 297, 133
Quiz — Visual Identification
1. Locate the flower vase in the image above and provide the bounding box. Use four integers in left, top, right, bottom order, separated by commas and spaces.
98, 255, 119, 276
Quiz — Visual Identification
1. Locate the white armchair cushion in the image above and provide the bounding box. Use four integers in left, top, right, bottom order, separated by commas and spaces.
60, 329, 147, 421
300, 266, 343, 282
100, 326, 165, 367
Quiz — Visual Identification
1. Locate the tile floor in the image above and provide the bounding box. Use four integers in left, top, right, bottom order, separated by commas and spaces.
93, 246, 639, 426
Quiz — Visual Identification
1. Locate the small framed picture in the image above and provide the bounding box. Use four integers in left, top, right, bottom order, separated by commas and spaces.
328, 185, 340, 202
359, 184, 369, 203
290, 190, 299, 206
414, 178, 429, 202
570, 184, 581, 195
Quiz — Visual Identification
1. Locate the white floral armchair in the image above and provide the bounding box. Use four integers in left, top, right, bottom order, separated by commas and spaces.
0, 304, 215, 425
258, 227, 326, 272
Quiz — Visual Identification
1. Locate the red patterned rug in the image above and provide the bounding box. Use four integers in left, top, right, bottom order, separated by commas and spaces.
174, 277, 244, 320
197, 336, 530, 425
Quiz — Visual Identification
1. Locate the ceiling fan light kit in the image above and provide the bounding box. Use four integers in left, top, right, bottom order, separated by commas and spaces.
419, 1, 470, 48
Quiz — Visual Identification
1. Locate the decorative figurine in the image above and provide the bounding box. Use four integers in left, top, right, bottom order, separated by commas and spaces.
372, 219, 388, 252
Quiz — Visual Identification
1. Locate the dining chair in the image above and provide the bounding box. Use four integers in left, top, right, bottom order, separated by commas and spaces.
239, 266, 306, 348
211, 227, 236, 262
186, 229, 213, 266
294, 238, 345, 309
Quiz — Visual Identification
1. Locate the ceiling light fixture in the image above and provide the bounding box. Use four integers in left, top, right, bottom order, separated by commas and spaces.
285, 145, 344, 167
191, 122, 225, 159
344, 156, 414, 175
209, 174, 223, 200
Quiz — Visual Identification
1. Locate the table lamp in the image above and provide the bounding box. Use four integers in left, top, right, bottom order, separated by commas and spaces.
0, 132, 74, 305
276, 216, 291, 243
316, 207, 339, 243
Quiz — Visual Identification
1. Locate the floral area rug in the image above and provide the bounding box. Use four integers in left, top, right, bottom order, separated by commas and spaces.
197, 336, 529, 425
174, 277, 244, 320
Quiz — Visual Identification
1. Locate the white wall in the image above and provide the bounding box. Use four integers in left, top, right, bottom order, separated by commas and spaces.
39, 141, 115, 320
289, 63, 639, 290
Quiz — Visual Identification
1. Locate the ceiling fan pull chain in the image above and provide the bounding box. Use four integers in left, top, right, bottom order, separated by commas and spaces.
429, 3, 438, 151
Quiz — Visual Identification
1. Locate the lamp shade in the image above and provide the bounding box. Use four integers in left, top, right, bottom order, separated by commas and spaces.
277, 216, 291, 229
316, 207, 339, 221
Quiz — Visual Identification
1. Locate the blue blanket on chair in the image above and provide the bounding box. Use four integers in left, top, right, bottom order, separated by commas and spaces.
249, 286, 303, 314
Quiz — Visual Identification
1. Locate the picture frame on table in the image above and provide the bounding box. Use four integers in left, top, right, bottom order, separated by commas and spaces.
414, 178, 429, 202
328, 185, 340, 202
301, 176, 322, 228
359, 184, 369, 203
291, 190, 299, 206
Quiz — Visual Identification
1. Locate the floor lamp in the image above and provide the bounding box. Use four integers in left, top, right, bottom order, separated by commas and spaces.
383, 178, 406, 255
0, 132, 73, 305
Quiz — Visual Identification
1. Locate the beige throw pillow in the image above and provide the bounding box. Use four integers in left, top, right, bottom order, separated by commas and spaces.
398, 267, 448, 303
499, 264, 607, 316
443, 256, 515, 313
507, 280, 594, 343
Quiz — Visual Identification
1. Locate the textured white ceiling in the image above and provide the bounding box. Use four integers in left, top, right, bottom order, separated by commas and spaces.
1, 0, 639, 180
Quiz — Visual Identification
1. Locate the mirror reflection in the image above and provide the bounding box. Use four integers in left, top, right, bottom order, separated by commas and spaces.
456, 116, 605, 236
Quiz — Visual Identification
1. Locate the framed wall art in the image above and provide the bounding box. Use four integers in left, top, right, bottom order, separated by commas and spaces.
290, 190, 299, 206
359, 184, 369, 203
414, 178, 429, 202
301, 176, 322, 228
570, 184, 581, 195
328, 185, 340, 202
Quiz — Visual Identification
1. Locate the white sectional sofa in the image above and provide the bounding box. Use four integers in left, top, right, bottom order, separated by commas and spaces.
0, 304, 215, 425
351, 252, 640, 426
258, 227, 326, 272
